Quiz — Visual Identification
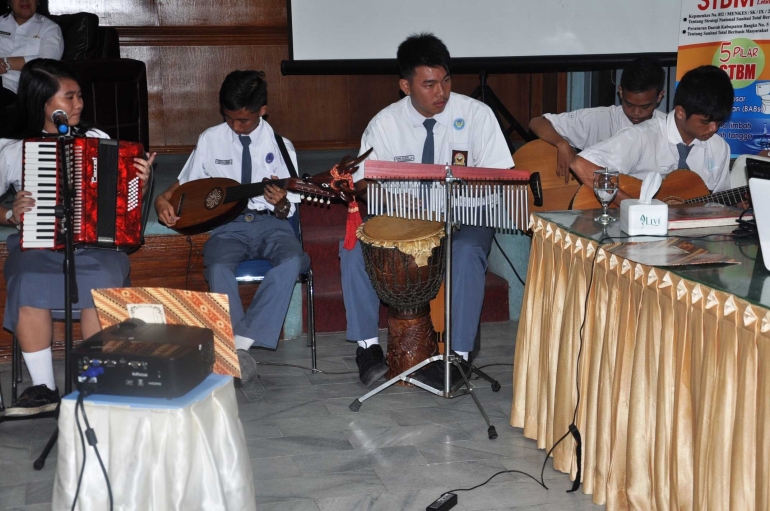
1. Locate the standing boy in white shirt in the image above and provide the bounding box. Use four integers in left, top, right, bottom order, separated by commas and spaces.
343, 33, 514, 387
529, 57, 666, 183
155, 70, 310, 401
570, 65, 734, 203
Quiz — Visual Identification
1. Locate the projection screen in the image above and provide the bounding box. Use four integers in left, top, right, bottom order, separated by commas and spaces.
286, 0, 681, 73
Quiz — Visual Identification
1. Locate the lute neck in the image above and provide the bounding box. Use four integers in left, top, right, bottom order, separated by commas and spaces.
683, 185, 748, 206
224, 178, 289, 204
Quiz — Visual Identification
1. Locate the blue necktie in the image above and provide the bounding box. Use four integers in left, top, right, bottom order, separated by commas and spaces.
422, 119, 436, 164
239, 135, 252, 184
676, 143, 692, 171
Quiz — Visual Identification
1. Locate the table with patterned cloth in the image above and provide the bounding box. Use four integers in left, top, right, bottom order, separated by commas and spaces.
52, 374, 255, 511
511, 210, 770, 510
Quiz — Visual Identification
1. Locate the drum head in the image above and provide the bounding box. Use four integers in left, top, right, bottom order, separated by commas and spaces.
357, 216, 445, 267
360, 216, 443, 243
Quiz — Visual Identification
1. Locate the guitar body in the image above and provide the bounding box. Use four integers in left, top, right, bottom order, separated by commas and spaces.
570, 169, 711, 209
513, 139, 581, 212
168, 178, 247, 235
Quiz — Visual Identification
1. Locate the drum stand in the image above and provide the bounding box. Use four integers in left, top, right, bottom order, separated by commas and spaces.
350, 166, 499, 440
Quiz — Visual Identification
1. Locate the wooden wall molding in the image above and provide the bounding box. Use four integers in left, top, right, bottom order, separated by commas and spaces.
151, 140, 361, 155
117, 25, 288, 47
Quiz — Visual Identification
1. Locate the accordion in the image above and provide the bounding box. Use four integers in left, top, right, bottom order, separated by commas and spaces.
21, 137, 144, 250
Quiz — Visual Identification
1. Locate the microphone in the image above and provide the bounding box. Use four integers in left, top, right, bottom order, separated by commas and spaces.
51, 110, 69, 134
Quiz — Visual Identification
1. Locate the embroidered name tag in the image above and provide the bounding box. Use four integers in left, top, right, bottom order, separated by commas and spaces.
394, 155, 415, 162
215, 159, 232, 165
0, 31, 11, 37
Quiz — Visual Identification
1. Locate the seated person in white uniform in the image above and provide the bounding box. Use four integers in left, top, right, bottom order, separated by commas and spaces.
155, 70, 310, 402
2, 59, 154, 416
570, 65, 734, 204
0, 0, 63, 108
342, 33, 514, 387
529, 57, 666, 183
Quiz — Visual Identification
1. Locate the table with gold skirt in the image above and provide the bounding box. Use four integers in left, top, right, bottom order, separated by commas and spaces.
511, 211, 770, 510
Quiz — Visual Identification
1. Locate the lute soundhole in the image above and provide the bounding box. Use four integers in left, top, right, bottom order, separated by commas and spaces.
205, 187, 225, 210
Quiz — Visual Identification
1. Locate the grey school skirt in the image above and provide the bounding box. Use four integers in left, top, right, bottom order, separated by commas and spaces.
3, 233, 130, 331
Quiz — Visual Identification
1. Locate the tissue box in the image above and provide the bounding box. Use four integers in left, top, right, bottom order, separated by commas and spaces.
620, 199, 668, 235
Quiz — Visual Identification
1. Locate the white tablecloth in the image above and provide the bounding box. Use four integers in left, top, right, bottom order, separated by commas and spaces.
52, 374, 255, 511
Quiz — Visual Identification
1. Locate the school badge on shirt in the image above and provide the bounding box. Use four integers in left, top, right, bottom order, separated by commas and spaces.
266, 152, 274, 164
452, 150, 468, 166
453, 118, 465, 130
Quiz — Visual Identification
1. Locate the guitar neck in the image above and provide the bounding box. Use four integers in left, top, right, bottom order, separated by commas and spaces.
683, 185, 749, 206
224, 179, 289, 204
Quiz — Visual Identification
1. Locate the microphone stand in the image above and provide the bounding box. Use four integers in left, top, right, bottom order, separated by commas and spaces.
32, 129, 79, 469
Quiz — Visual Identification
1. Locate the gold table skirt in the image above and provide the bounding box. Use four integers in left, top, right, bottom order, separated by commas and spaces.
511, 215, 770, 510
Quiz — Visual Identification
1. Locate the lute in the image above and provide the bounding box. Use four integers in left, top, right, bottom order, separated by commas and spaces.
167, 176, 337, 235
166, 150, 373, 235
570, 169, 749, 210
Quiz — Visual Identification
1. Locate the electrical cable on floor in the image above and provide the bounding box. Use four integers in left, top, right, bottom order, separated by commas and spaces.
492, 235, 526, 286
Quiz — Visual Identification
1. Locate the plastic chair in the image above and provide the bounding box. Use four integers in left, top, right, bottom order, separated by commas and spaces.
234, 210, 316, 370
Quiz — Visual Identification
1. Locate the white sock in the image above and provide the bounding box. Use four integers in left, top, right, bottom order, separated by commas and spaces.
234, 335, 255, 351
357, 337, 379, 349
22, 347, 56, 390
455, 351, 469, 361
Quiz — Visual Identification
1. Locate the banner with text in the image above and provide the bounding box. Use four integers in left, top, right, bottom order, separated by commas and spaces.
678, 0, 770, 156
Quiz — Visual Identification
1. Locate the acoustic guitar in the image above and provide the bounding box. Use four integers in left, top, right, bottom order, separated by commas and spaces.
167, 175, 339, 235
512, 139, 581, 212
570, 169, 749, 209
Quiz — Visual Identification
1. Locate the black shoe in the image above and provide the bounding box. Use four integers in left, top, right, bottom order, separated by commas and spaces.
5, 384, 60, 416
356, 345, 389, 388
236, 349, 264, 402
411, 359, 468, 391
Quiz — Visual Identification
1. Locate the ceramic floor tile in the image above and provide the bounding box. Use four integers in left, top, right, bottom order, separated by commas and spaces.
255, 499, 321, 511
246, 431, 354, 460
344, 423, 471, 450
251, 456, 301, 481
253, 470, 386, 502
275, 411, 399, 437
375, 459, 508, 492
0, 484, 26, 508
315, 489, 472, 511
387, 403, 507, 427
323, 392, 439, 415
414, 439, 540, 464
238, 399, 331, 422
292, 445, 426, 475
23, 479, 53, 506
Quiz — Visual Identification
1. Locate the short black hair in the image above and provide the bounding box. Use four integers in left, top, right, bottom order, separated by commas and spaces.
13, 59, 82, 139
396, 33, 451, 80
620, 57, 665, 94
674, 65, 734, 123
1, 0, 50, 17
219, 70, 268, 113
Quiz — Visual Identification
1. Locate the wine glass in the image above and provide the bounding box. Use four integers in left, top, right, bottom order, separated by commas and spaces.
593, 169, 619, 225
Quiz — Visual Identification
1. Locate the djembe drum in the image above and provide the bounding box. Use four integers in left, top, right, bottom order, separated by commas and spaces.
356, 216, 446, 382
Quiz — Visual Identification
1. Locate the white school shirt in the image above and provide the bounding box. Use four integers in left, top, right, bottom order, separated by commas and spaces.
178, 119, 300, 215
544, 105, 666, 150
0, 129, 108, 195
579, 110, 731, 192
353, 92, 514, 182
0, 13, 64, 93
